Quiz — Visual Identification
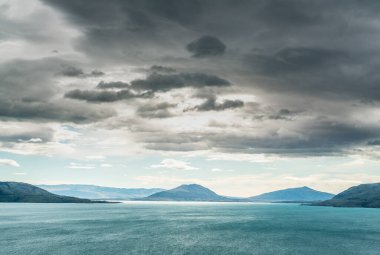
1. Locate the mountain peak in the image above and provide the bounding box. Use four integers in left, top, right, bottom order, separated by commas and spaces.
141, 183, 236, 202
177, 184, 208, 190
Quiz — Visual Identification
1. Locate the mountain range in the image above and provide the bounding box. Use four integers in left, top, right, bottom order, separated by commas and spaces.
38, 184, 165, 199
137, 184, 333, 202
4, 181, 380, 208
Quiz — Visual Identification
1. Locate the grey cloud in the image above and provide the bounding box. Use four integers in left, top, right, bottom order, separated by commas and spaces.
66, 70, 229, 104
136, 103, 176, 119
0, 127, 54, 143
193, 96, 244, 111
268, 109, 302, 121
97, 81, 130, 89
65, 89, 152, 103
186, 36, 226, 58
243, 103, 303, 122
149, 65, 176, 73
60, 66, 84, 77
60, 66, 105, 78
0, 99, 114, 123
91, 70, 105, 76
130, 73, 230, 92
138, 120, 380, 156
0, 58, 61, 102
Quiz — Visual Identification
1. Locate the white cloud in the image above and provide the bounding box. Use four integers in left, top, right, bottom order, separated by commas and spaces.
100, 163, 113, 168
68, 162, 95, 169
151, 159, 199, 170
17, 138, 43, 143
0, 159, 20, 167
13, 172, 27, 175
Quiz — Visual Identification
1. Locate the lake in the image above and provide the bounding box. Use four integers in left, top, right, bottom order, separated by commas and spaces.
1, 202, 379, 255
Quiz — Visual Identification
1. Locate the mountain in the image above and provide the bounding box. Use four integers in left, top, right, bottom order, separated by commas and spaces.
0, 182, 99, 203
314, 183, 380, 208
249, 186, 334, 202
140, 184, 238, 202
38, 184, 165, 199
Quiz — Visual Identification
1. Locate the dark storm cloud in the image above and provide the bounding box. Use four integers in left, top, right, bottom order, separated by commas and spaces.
65, 89, 152, 103
42, 0, 380, 100
186, 36, 226, 58
39, 0, 331, 63
0, 58, 115, 123
139, 120, 380, 156
136, 102, 176, 119
149, 65, 176, 73
244, 47, 347, 75
27, 0, 380, 157
368, 140, 380, 146
97, 81, 130, 89
242, 46, 380, 101
130, 73, 230, 92
192, 96, 244, 112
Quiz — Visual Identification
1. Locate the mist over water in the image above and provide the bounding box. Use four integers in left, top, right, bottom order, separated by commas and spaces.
1, 203, 380, 255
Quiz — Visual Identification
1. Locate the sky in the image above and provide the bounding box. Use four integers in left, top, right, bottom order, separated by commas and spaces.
1, 0, 380, 197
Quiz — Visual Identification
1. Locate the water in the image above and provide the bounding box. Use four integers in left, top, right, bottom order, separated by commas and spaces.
1, 202, 380, 255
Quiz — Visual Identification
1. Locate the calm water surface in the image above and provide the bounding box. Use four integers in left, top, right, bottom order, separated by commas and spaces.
0, 202, 379, 255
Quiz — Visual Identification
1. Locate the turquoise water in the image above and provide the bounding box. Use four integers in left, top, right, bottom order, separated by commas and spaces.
1, 202, 380, 255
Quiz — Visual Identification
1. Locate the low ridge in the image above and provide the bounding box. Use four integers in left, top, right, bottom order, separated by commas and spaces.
249, 186, 334, 202
314, 183, 380, 208
38, 184, 165, 199
0, 182, 101, 203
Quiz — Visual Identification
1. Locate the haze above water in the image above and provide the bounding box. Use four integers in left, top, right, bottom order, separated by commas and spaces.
1, 202, 380, 255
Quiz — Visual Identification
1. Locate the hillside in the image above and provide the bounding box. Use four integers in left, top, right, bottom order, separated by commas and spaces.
0, 182, 99, 203
38, 184, 164, 199
314, 183, 380, 208
249, 186, 334, 202
140, 184, 238, 202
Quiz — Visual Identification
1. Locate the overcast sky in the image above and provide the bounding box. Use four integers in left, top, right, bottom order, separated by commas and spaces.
1, 0, 380, 196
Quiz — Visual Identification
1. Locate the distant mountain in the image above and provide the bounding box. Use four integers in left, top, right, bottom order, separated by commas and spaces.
38, 184, 165, 199
249, 186, 334, 202
0, 182, 98, 203
314, 183, 380, 208
140, 184, 238, 202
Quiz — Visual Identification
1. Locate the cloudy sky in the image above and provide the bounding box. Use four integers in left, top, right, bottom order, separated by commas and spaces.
1, 0, 380, 196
